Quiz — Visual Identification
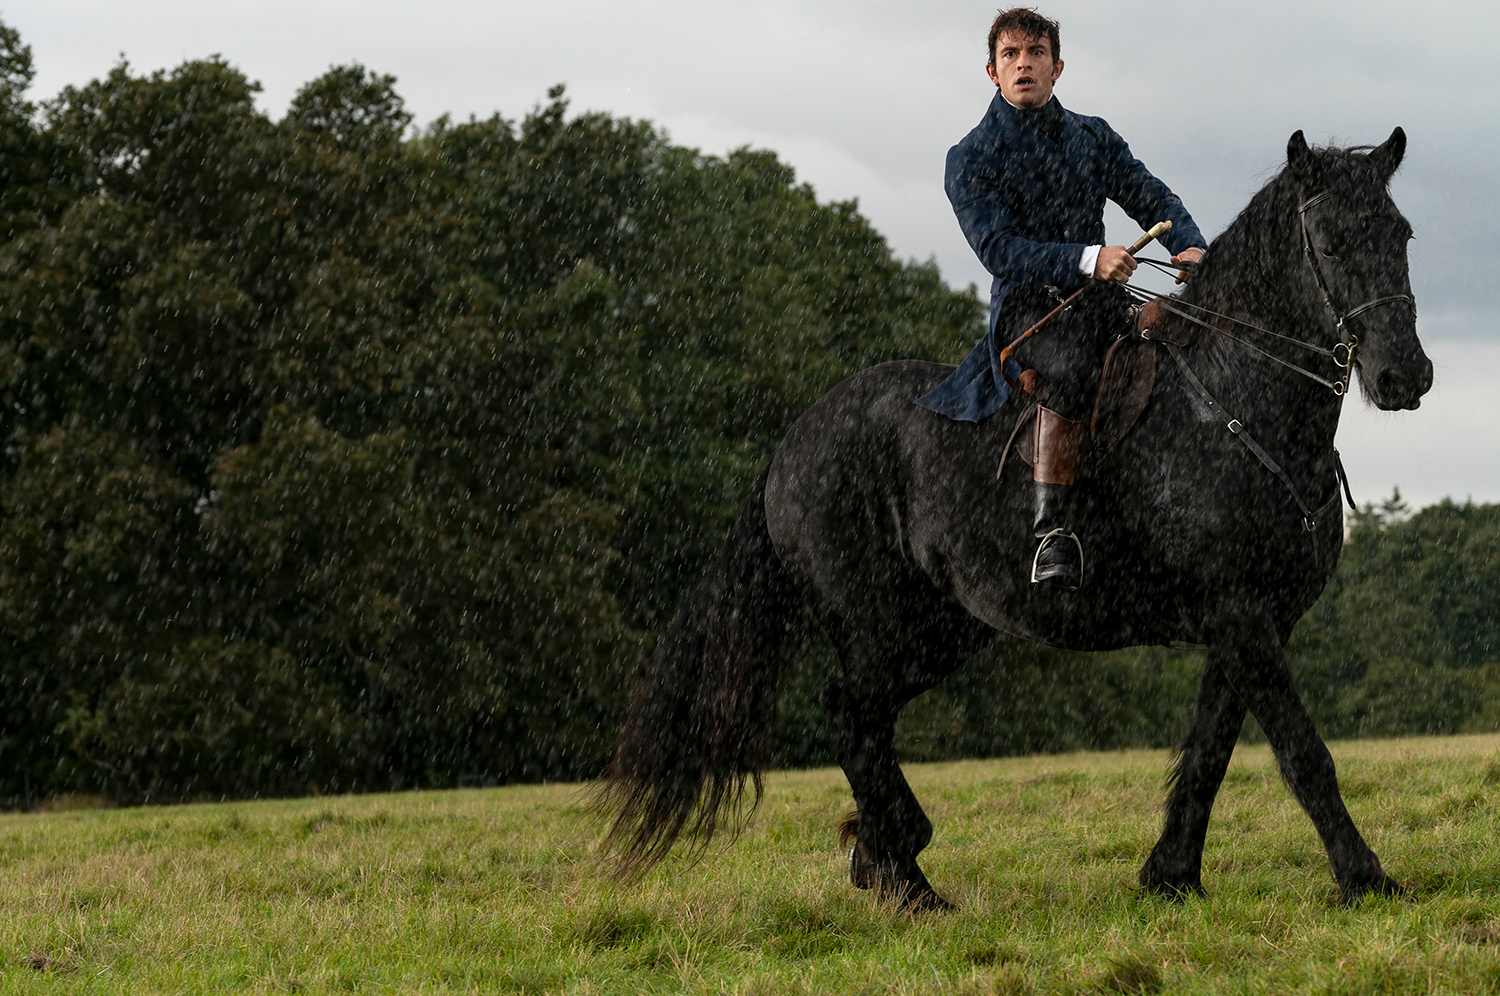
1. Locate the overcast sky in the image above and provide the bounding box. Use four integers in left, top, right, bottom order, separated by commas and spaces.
6, 0, 1496, 509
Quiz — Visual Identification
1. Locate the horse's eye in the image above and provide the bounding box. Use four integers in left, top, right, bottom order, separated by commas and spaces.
1319, 247, 1339, 260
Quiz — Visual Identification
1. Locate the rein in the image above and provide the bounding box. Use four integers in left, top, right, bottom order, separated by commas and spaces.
1121, 287, 1345, 391
1123, 190, 1415, 396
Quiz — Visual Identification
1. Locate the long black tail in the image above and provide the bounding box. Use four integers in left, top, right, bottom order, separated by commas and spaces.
596, 469, 804, 876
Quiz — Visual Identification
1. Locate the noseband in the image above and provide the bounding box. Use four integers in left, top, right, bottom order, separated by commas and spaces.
1297, 189, 1416, 395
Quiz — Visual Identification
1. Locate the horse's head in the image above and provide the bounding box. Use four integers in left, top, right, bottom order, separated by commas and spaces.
1287, 128, 1433, 411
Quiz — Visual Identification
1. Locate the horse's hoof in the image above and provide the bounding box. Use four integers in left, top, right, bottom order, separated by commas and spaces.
1141, 877, 1206, 902
1341, 874, 1410, 905
877, 861, 952, 913
1138, 861, 1206, 901
900, 886, 955, 914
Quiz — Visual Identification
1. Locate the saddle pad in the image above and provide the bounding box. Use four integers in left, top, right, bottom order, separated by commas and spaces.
1011, 336, 1157, 467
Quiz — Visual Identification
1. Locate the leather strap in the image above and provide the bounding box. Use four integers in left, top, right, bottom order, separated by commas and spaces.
996, 398, 1040, 480
1142, 294, 1341, 391
1344, 294, 1415, 322
1167, 343, 1342, 540
1298, 192, 1415, 396
1334, 449, 1356, 510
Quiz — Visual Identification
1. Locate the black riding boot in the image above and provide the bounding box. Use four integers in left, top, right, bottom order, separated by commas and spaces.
1031, 405, 1086, 590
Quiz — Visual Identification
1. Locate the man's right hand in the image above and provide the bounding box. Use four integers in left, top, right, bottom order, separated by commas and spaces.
1093, 245, 1138, 282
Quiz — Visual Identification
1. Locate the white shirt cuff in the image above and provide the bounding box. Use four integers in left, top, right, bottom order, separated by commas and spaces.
1079, 245, 1102, 278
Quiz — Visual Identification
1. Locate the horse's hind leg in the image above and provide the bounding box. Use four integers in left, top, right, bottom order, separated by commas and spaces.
830, 685, 944, 909
824, 607, 986, 912
1140, 655, 1246, 898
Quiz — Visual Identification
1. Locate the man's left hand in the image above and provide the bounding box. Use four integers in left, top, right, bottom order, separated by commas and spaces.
1170, 247, 1204, 284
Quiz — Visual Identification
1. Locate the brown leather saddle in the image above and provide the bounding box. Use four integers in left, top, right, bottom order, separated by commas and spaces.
1006, 300, 1184, 470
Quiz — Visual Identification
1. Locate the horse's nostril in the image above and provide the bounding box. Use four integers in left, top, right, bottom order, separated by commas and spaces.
1376, 368, 1406, 400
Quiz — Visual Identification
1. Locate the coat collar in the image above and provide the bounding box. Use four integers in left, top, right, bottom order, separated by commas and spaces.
981, 89, 1082, 155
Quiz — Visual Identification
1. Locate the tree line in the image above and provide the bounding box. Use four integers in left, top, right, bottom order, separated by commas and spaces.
0, 21, 1493, 807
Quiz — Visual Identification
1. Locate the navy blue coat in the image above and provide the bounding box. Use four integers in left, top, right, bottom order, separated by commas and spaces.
916, 92, 1206, 422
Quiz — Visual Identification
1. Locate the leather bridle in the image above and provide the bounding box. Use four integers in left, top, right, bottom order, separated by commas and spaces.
1126, 191, 1416, 396
1296, 189, 1416, 396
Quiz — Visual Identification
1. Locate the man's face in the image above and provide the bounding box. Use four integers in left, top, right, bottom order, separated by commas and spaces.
986, 31, 1063, 108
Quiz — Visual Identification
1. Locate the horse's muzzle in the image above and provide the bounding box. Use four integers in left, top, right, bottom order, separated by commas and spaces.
1372, 356, 1434, 411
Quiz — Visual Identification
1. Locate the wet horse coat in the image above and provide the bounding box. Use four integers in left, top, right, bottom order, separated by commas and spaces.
600, 130, 1432, 910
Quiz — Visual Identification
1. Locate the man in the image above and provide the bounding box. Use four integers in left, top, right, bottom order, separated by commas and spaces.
917, 8, 1206, 591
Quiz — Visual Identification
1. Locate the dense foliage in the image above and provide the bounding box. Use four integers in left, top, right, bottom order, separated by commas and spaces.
1289, 493, 1500, 739
0, 26, 982, 805
0, 24, 1494, 807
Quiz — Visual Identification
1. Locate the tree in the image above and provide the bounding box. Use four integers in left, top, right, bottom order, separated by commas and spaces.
0, 29, 985, 804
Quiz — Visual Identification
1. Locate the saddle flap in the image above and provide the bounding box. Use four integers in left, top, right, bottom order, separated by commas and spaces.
1090, 335, 1157, 449
1007, 336, 1157, 471
1136, 296, 1196, 348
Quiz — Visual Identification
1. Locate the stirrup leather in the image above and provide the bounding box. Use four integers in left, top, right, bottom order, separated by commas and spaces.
1030, 527, 1084, 589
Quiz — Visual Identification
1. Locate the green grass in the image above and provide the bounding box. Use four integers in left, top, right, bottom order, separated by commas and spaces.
7, 735, 1500, 994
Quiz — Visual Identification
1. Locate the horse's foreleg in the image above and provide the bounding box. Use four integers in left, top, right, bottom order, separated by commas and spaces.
1209, 611, 1402, 902
1140, 655, 1246, 897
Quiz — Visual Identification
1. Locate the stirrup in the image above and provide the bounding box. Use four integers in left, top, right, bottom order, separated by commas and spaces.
1030, 527, 1084, 590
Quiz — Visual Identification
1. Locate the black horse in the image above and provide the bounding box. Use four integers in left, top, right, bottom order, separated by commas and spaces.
598, 129, 1432, 911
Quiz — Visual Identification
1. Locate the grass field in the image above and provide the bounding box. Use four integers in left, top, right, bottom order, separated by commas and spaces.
6, 735, 1500, 994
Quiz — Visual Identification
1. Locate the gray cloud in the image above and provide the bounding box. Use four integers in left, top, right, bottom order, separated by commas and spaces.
7, 0, 1496, 505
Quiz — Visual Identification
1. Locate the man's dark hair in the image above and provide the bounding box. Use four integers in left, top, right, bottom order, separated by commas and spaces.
987, 8, 1061, 67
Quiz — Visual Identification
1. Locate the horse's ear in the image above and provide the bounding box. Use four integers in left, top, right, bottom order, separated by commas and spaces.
1370, 126, 1406, 181
1286, 130, 1319, 185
